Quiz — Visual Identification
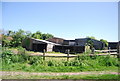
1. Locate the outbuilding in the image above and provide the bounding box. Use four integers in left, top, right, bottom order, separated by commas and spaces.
22, 38, 59, 52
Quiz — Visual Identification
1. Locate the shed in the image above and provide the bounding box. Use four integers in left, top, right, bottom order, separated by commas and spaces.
22, 38, 59, 52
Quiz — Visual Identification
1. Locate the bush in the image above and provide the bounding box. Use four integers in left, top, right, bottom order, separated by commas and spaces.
1, 50, 13, 58
1, 50, 30, 64
17, 46, 26, 54
1, 49, 119, 72
1, 50, 14, 64
28, 56, 42, 65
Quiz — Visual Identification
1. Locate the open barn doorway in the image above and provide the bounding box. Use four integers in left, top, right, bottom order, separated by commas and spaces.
32, 43, 47, 52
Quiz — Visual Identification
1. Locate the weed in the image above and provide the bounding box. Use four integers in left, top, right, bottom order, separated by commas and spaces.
1, 50, 119, 72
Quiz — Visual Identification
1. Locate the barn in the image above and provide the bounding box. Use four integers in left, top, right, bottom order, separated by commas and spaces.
22, 37, 105, 53
108, 42, 119, 49
47, 37, 65, 44
75, 38, 105, 50
22, 38, 60, 52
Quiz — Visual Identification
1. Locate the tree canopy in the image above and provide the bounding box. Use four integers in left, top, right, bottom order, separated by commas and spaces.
86, 36, 96, 40
2, 29, 54, 47
100, 39, 108, 47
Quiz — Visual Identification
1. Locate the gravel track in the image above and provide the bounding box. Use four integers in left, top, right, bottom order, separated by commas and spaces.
0, 71, 119, 76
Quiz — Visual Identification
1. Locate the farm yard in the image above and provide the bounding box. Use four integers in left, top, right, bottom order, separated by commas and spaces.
2, 1, 120, 80
1, 29, 119, 80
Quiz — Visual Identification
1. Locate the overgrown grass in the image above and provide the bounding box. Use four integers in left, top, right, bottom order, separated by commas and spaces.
1, 50, 119, 72
1, 74, 119, 79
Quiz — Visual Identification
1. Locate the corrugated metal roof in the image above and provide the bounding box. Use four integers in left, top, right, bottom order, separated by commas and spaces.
31, 38, 60, 45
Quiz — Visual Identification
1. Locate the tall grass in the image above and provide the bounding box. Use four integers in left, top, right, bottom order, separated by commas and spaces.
1, 50, 119, 72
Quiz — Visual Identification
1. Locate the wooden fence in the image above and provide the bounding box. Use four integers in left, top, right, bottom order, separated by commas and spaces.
41, 49, 118, 61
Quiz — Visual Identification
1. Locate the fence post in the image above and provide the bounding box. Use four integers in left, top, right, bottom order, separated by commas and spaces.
108, 47, 110, 54
91, 47, 95, 54
67, 49, 70, 61
24, 49, 26, 54
43, 49, 45, 60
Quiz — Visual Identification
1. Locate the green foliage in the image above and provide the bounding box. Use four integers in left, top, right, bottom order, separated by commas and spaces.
22, 38, 30, 47
10, 29, 27, 47
41, 33, 53, 40
86, 36, 96, 40
100, 39, 108, 47
28, 56, 43, 65
2, 29, 54, 48
2, 35, 12, 47
31, 31, 53, 40
1, 50, 119, 72
86, 38, 94, 48
32, 31, 42, 39
17, 46, 26, 54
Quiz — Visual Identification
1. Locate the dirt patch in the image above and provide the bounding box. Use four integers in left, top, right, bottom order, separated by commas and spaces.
0, 71, 119, 76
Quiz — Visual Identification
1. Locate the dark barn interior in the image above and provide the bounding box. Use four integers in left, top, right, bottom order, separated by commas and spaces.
53, 45, 85, 53
32, 43, 47, 52
108, 42, 118, 49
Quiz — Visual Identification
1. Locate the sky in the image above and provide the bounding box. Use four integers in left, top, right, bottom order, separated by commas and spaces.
2, 2, 118, 42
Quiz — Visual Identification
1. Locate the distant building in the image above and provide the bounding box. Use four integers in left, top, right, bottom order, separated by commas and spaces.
75, 38, 104, 50
108, 42, 118, 49
47, 37, 65, 45
63, 40, 75, 46
22, 38, 60, 52
22, 37, 105, 53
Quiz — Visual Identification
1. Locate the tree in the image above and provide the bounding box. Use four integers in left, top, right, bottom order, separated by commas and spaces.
7, 30, 15, 36
2, 35, 13, 47
41, 33, 53, 40
10, 29, 26, 47
1, 30, 13, 47
100, 39, 108, 47
2, 29, 54, 47
46, 33, 54, 39
25, 31, 32, 38
32, 31, 42, 39
86, 38, 94, 49
32, 31, 54, 40
86, 36, 96, 40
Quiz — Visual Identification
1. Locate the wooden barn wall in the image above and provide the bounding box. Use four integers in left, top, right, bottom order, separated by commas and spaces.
53, 45, 85, 53
47, 44, 54, 52
47, 38, 64, 44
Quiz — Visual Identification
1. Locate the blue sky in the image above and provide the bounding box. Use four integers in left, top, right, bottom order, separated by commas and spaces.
2, 2, 118, 41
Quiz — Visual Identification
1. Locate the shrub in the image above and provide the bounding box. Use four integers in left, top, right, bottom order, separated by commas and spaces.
1, 49, 119, 72
28, 56, 42, 65
17, 46, 26, 54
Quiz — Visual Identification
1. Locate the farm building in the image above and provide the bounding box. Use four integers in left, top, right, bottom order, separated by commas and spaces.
53, 45, 85, 53
47, 37, 65, 45
63, 40, 76, 46
22, 37, 105, 53
108, 42, 119, 49
47, 38, 85, 53
22, 38, 60, 52
75, 38, 105, 50
117, 41, 120, 54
